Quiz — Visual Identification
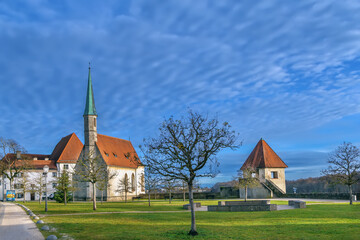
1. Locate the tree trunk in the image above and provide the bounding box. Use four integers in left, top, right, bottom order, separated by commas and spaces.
101, 191, 103, 205
183, 182, 186, 201
39, 193, 41, 204
239, 187, 241, 199
169, 190, 172, 204
349, 185, 353, 205
93, 183, 97, 210
148, 190, 151, 207
125, 190, 127, 203
64, 191, 67, 206
188, 183, 198, 236
245, 186, 248, 202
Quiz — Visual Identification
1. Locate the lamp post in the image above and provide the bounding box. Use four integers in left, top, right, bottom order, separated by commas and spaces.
43, 165, 49, 212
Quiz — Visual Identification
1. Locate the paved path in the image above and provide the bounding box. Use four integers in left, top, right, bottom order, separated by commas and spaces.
0, 202, 44, 240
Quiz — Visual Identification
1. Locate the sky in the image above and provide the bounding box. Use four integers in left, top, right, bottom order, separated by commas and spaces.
1, 0, 360, 185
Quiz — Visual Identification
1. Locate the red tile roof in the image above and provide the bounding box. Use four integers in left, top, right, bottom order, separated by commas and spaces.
50, 133, 83, 163
241, 139, 288, 170
96, 134, 142, 168
4, 154, 57, 170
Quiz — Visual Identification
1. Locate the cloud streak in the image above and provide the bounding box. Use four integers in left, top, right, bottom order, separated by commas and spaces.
1, 1, 360, 182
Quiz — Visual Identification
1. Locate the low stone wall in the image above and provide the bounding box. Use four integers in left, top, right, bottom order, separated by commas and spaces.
218, 200, 270, 206
208, 200, 276, 212
208, 204, 277, 212
288, 200, 306, 209
183, 202, 202, 210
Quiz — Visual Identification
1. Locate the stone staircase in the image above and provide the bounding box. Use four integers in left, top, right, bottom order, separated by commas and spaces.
264, 179, 286, 197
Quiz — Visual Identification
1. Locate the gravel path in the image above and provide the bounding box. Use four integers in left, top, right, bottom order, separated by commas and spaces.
0, 202, 44, 240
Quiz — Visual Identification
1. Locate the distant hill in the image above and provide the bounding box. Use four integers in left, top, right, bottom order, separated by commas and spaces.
286, 176, 360, 194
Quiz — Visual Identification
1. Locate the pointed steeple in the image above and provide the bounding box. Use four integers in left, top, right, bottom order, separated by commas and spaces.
84, 64, 97, 116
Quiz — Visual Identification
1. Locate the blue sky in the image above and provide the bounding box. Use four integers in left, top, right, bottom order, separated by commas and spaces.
1, 0, 360, 185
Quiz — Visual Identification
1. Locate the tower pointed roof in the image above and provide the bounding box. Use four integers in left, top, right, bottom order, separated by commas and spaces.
84, 66, 97, 116
241, 139, 288, 170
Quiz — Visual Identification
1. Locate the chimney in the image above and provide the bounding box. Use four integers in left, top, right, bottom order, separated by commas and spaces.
16, 151, 21, 160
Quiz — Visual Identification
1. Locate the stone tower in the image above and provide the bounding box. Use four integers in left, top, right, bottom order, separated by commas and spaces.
241, 138, 288, 196
84, 66, 97, 157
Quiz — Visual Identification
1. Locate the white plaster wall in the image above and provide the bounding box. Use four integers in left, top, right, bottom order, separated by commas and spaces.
0, 170, 58, 201
108, 165, 145, 200
262, 168, 286, 193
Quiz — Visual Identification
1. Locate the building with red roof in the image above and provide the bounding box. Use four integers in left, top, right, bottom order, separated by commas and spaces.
240, 138, 288, 197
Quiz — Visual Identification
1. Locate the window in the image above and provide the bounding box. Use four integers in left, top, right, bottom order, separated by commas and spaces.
131, 173, 135, 192
14, 184, 24, 189
94, 118, 96, 128
104, 151, 109, 157
64, 164, 69, 170
15, 173, 22, 178
52, 172, 57, 177
141, 174, 145, 192
17, 193, 24, 198
52, 183, 57, 188
43, 184, 46, 187
271, 171, 278, 179
113, 153, 117, 157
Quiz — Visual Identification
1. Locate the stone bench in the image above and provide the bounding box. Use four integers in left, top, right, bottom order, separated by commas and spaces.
288, 200, 306, 209
183, 203, 202, 210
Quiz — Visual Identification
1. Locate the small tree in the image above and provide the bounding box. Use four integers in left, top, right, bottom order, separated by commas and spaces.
139, 165, 160, 207
162, 178, 177, 204
0, 138, 28, 190
33, 173, 45, 204
235, 167, 260, 201
179, 180, 188, 201
18, 172, 30, 203
55, 169, 75, 205
117, 174, 131, 203
75, 151, 107, 210
322, 142, 360, 205
141, 110, 239, 235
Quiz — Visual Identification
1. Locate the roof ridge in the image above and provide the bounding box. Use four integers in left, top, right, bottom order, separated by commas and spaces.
97, 134, 131, 142
57, 133, 75, 161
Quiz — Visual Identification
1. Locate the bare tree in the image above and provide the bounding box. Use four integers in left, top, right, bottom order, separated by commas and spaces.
141, 110, 239, 236
75, 152, 107, 210
234, 167, 260, 201
18, 172, 31, 203
0, 138, 28, 190
162, 178, 177, 204
322, 142, 360, 205
97, 170, 117, 204
179, 180, 188, 201
138, 164, 160, 207
33, 172, 45, 204
117, 174, 131, 203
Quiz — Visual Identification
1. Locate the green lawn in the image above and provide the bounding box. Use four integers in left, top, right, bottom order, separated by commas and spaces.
21, 200, 360, 240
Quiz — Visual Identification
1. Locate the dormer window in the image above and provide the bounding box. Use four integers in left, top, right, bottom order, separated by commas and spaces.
113, 153, 117, 157
104, 151, 109, 157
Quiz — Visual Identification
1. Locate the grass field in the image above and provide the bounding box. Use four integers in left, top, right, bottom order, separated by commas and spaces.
22, 200, 360, 240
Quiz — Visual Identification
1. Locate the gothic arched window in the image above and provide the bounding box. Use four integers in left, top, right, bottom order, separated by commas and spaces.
131, 173, 135, 192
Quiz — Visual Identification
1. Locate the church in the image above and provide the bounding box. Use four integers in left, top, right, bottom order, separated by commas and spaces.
0, 67, 145, 201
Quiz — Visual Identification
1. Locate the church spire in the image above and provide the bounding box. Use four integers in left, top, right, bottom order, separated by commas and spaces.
84, 64, 97, 116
